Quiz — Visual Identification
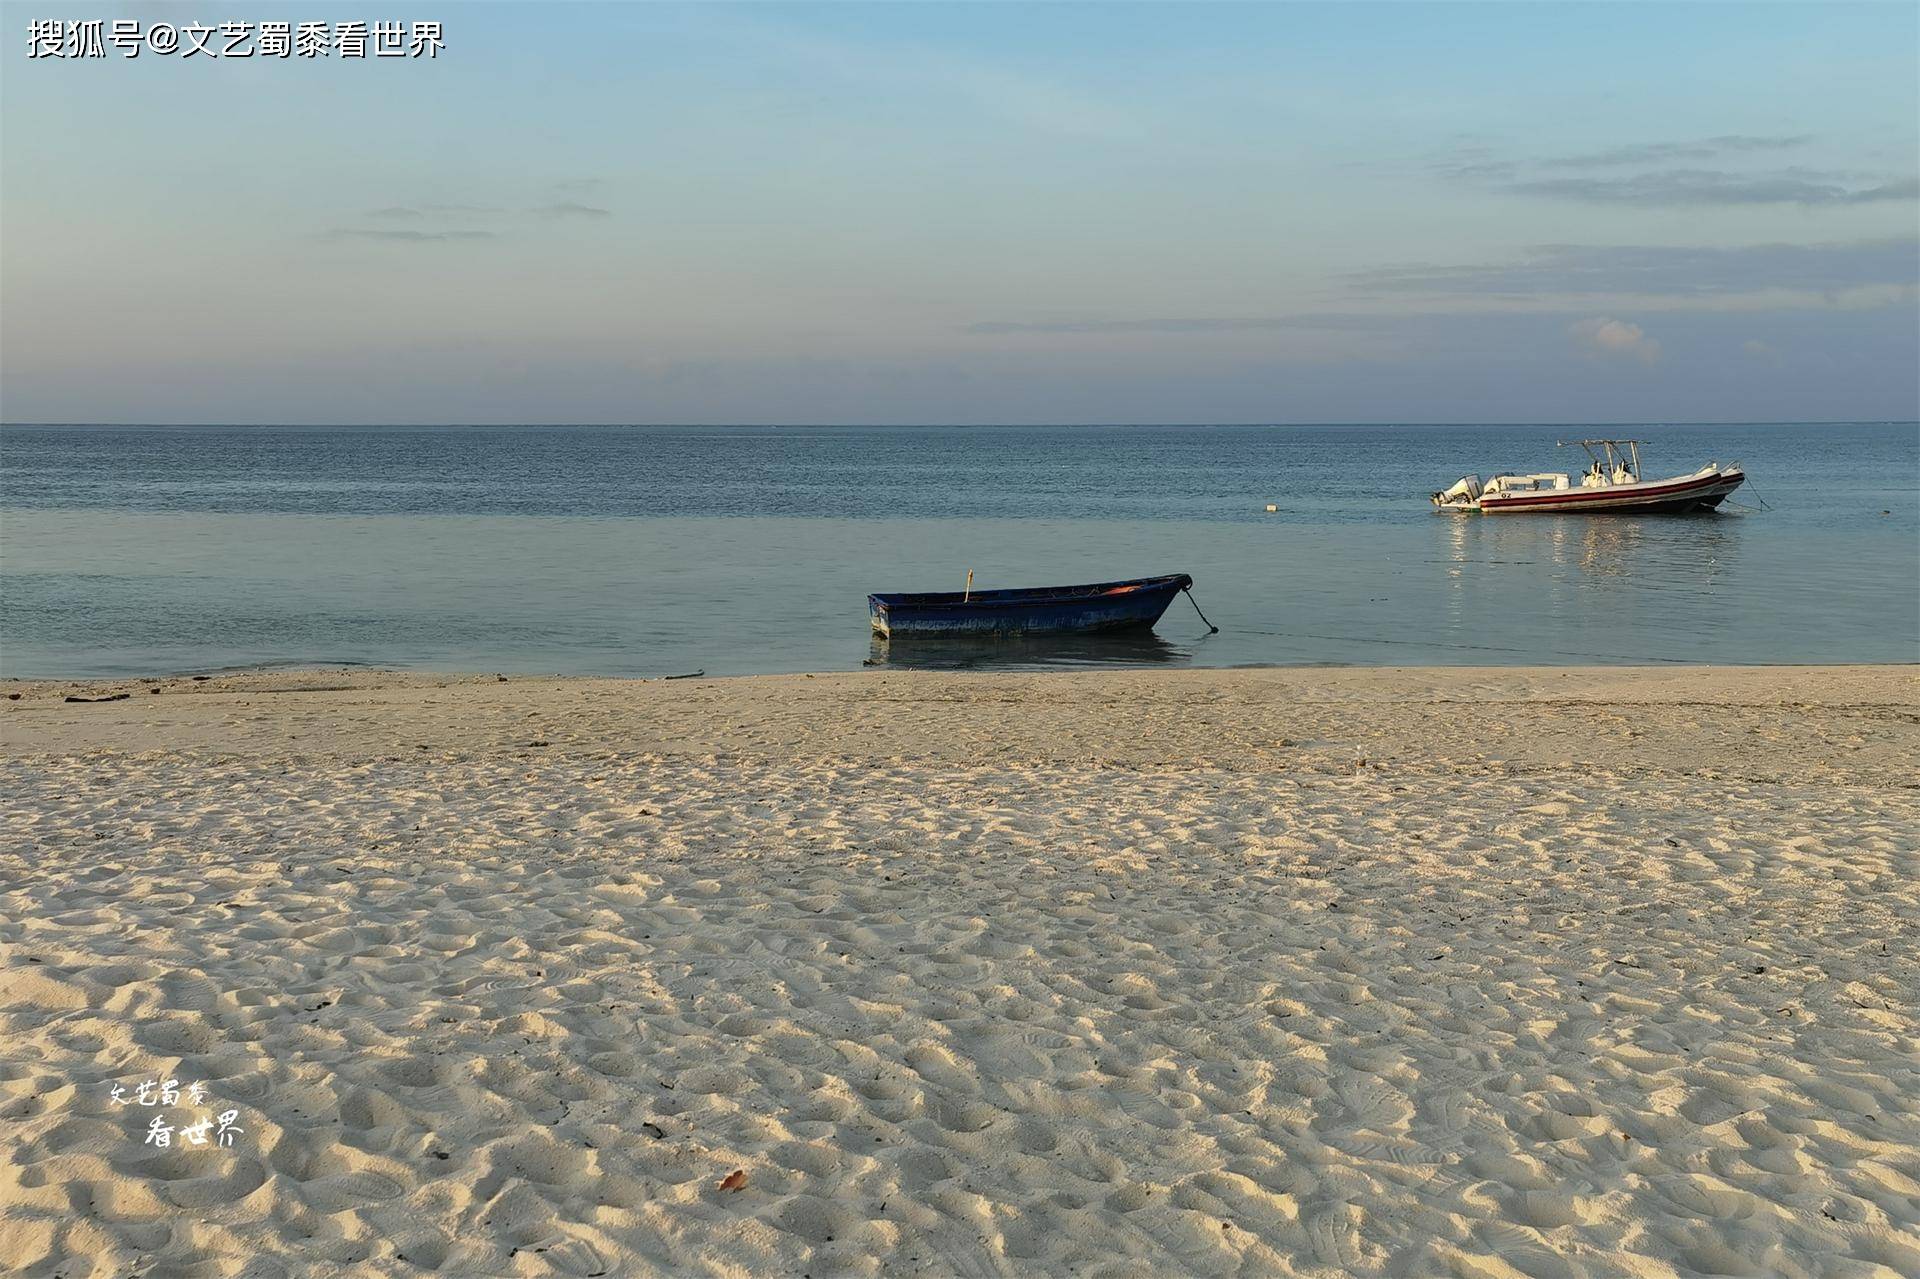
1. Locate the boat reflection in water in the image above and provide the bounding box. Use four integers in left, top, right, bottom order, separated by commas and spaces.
1435, 504, 1746, 660
866, 628, 1189, 671
1455, 508, 1741, 590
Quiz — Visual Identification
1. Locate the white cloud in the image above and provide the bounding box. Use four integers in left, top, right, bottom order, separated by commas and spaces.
1348, 239, 1920, 309
1570, 317, 1661, 363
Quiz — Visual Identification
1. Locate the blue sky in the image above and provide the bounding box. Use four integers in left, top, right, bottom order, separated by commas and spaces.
2, 1, 1915, 423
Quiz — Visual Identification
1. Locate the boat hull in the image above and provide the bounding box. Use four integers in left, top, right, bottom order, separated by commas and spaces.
1477, 468, 1744, 514
868, 574, 1192, 637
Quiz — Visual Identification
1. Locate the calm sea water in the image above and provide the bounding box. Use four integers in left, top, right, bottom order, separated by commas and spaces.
2, 423, 1915, 677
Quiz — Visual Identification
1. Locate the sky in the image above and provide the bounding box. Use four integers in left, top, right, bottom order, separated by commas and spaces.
2, 1, 1916, 424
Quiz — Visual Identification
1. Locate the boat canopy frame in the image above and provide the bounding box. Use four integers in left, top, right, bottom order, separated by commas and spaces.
1559, 438, 1642, 483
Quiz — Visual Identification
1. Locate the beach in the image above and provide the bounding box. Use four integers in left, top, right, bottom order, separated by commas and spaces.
2, 664, 1916, 1278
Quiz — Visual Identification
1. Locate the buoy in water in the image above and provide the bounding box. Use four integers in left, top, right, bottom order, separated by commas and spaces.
1264, 503, 1278, 513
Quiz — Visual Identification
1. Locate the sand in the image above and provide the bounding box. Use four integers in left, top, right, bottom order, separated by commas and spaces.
2, 665, 1916, 1278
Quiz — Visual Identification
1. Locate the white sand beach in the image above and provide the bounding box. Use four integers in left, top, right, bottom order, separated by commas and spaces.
2, 665, 1916, 1278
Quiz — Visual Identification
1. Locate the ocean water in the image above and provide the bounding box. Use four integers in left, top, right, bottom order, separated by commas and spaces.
2, 423, 1915, 677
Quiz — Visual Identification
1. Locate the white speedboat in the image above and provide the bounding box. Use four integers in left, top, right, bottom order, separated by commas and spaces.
1432, 439, 1745, 514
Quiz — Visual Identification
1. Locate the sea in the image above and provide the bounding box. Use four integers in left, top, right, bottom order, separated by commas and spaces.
2, 422, 1915, 678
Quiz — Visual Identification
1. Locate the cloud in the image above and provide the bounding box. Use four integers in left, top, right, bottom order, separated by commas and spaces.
365, 204, 502, 219
1425, 135, 1915, 207
968, 242, 1917, 354
967, 316, 1383, 335
319, 199, 607, 243
1543, 135, 1812, 168
321, 229, 496, 243
533, 202, 612, 219
1510, 169, 1918, 207
1349, 239, 1920, 301
1570, 317, 1660, 363
1426, 146, 1521, 183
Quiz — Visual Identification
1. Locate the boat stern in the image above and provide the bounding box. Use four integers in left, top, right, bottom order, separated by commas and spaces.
1432, 475, 1483, 510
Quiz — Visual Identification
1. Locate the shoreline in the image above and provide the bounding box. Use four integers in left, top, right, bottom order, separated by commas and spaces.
4, 663, 1913, 781
3, 664, 1916, 1276
8, 654, 1916, 683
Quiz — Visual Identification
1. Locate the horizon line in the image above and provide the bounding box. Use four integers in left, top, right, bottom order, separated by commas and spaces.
5, 419, 1916, 430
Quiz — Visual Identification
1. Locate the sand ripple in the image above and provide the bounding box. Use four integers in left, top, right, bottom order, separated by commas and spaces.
2, 668, 1916, 1276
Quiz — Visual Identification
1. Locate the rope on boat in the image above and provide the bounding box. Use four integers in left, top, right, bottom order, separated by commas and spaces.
1727, 477, 1773, 512
1183, 588, 1219, 633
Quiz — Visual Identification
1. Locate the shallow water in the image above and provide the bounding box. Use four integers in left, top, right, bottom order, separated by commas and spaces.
3, 422, 1914, 676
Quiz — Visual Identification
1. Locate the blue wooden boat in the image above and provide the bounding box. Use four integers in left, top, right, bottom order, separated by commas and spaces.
868, 573, 1195, 637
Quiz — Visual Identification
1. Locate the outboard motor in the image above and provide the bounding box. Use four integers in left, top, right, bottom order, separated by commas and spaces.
1432, 475, 1482, 508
